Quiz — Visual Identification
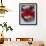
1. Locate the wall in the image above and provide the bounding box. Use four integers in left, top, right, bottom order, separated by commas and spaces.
0, 0, 46, 44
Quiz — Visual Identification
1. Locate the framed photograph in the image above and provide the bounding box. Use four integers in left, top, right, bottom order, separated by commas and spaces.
19, 3, 37, 25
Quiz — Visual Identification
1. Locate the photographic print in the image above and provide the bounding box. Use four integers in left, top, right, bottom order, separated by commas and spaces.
19, 3, 37, 25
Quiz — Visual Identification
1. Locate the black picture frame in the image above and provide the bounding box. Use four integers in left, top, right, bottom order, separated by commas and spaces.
19, 3, 37, 25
